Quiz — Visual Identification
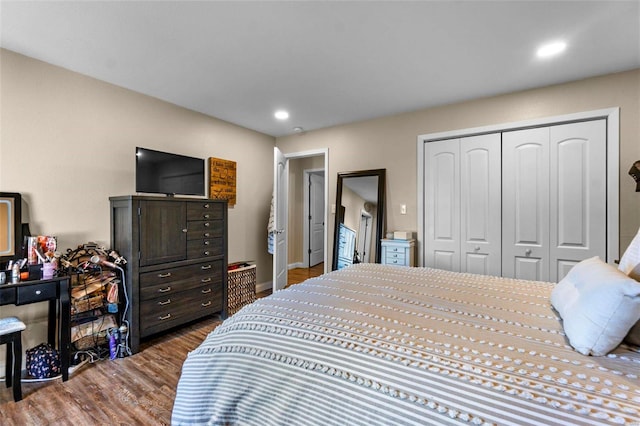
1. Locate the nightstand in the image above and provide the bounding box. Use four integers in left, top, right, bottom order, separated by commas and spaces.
381, 239, 415, 266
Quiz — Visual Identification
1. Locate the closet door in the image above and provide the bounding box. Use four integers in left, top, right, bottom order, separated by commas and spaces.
425, 139, 460, 271
502, 128, 550, 281
460, 134, 502, 276
549, 120, 606, 281
502, 120, 606, 282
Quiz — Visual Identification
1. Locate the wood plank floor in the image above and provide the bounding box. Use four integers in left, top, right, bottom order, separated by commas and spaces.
1, 264, 325, 425
0, 315, 223, 425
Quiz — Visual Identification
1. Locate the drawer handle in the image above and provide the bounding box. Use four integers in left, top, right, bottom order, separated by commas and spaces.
204, 222, 210, 227
182, 228, 188, 233
36, 290, 42, 295
158, 286, 172, 293
159, 314, 171, 321
204, 232, 210, 237
203, 214, 210, 219
201, 264, 212, 270
203, 204, 210, 209
201, 277, 212, 283
201, 288, 212, 294
201, 301, 212, 307
204, 241, 210, 246
203, 251, 210, 256
158, 272, 172, 278
158, 299, 171, 305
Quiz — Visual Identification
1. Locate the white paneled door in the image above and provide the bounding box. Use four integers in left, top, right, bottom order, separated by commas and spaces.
502, 120, 606, 281
502, 127, 550, 281
460, 134, 502, 276
425, 140, 461, 272
424, 134, 501, 274
424, 118, 606, 282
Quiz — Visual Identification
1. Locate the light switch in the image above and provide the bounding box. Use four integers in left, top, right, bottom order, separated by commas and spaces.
401, 204, 407, 215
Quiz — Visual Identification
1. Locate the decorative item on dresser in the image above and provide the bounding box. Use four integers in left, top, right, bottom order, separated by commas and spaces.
109, 196, 228, 354
380, 238, 415, 266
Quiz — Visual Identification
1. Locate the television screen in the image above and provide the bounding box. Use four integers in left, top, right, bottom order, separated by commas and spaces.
135, 147, 205, 196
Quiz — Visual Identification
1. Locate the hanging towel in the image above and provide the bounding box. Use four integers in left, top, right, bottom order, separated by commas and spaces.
267, 190, 276, 254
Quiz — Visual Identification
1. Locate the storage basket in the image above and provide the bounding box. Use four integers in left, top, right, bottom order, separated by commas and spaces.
227, 263, 256, 315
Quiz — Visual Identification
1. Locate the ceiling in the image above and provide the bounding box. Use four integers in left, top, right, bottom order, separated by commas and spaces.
1, 1, 639, 137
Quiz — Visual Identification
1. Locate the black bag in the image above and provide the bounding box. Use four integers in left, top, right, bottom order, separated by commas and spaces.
26, 343, 61, 379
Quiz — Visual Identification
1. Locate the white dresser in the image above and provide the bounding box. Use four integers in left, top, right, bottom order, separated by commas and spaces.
381, 239, 415, 266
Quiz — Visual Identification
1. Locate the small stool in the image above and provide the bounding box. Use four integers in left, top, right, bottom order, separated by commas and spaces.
0, 317, 26, 401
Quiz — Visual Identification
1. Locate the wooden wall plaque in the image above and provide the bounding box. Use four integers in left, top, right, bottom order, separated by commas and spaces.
209, 157, 237, 206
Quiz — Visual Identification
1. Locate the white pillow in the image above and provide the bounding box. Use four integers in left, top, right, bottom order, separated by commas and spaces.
551, 256, 640, 356
619, 227, 640, 280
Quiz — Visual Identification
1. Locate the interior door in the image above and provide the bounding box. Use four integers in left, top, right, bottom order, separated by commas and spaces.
502, 128, 550, 281
273, 148, 288, 292
309, 172, 324, 266
460, 134, 502, 276
425, 139, 460, 271
549, 120, 606, 281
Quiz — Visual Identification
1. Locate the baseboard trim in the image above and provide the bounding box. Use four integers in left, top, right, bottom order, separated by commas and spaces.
256, 281, 271, 293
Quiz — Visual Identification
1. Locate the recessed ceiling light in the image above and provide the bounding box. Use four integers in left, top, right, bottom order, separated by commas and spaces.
293, 127, 304, 133
537, 41, 567, 58
274, 110, 289, 120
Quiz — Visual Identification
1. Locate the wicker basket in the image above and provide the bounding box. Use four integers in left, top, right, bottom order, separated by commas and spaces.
227, 263, 256, 315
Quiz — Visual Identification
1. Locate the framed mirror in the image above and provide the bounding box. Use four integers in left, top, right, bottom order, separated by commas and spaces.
0, 192, 22, 265
332, 169, 385, 270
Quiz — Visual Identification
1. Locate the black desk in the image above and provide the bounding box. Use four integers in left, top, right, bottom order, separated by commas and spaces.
0, 277, 70, 381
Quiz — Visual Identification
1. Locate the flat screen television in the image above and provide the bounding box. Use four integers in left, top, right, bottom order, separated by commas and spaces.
135, 147, 205, 196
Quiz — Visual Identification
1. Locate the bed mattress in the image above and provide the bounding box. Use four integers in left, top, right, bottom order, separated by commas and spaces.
172, 264, 640, 425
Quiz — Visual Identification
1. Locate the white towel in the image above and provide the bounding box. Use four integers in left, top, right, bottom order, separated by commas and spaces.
267, 190, 276, 254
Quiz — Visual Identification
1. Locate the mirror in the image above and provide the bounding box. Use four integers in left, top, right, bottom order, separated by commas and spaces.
332, 169, 385, 270
0, 192, 22, 265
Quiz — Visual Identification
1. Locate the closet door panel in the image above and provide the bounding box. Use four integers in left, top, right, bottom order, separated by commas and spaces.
460, 134, 502, 276
502, 128, 549, 281
425, 140, 460, 272
549, 119, 606, 281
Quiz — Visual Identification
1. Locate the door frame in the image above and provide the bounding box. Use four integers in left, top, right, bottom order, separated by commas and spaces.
417, 107, 619, 268
303, 168, 325, 268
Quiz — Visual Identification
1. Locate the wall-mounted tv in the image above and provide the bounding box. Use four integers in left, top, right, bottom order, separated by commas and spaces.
135, 147, 205, 196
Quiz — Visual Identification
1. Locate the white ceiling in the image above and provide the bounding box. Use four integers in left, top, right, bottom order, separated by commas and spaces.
1, 1, 639, 137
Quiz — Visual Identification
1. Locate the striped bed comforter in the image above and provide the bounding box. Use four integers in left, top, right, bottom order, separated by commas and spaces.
172, 264, 640, 425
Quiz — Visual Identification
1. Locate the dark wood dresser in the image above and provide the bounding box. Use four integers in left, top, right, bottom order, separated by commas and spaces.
109, 196, 228, 353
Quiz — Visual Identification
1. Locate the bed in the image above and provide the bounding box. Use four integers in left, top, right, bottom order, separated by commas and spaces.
172, 263, 640, 425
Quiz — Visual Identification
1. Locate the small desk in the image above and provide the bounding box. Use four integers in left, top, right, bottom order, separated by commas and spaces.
0, 277, 70, 381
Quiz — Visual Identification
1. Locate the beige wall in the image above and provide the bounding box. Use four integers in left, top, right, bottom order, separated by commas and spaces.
276, 69, 640, 261
0, 49, 275, 366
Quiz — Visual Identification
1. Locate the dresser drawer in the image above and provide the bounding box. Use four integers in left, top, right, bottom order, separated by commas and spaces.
187, 220, 224, 240
139, 260, 223, 300
384, 255, 407, 265
386, 246, 405, 254
187, 202, 224, 221
17, 282, 57, 304
187, 238, 224, 260
140, 284, 223, 337
0, 287, 16, 305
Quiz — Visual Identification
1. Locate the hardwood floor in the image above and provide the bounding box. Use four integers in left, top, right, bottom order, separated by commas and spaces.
0, 315, 222, 425
288, 262, 324, 285
258, 263, 325, 298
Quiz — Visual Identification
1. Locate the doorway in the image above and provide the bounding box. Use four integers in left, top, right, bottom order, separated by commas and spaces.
273, 148, 329, 292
